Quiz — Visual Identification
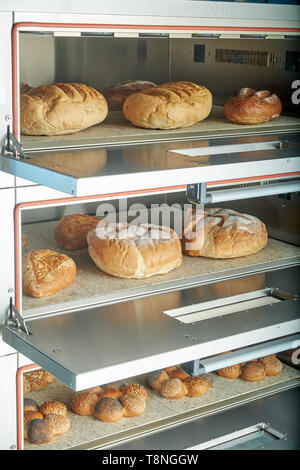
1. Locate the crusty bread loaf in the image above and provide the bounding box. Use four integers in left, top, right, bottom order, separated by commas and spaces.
23, 369, 55, 394
20, 82, 108, 136
54, 214, 101, 250
23, 249, 76, 298
87, 221, 182, 279
182, 207, 268, 258
123, 81, 212, 129
224, 87, 282, 125
101, 80, 156, 111
39, 400, 68, 417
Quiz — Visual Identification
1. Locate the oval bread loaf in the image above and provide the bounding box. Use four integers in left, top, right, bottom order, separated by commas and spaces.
21, 82, 108, 136
123, 81, 212, 129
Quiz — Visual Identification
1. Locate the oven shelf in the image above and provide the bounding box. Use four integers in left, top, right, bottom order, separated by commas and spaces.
3, 265, 300, 391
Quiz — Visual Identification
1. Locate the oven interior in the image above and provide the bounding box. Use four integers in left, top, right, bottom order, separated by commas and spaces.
4, 31, 300, 450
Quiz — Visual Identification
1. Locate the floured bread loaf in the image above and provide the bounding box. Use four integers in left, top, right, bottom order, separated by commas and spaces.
182, 207, 268, 258
123, 81, 212, 129
23, 249, 76, 297
87, 221, 182, 278
101, 80, 156, 111
21, 82, 108, 135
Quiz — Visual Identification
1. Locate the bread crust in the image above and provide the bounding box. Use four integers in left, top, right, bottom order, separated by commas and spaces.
70, 391, 100, 416
183, 376, 211, 397
94, 397, 124, 422
101, 80, 156, 111
120, 394, 147, 417
23, 249, 76, 298
123, 81, 212, 129
120, 384, 148, 402
182, 207, 268, 258
241, 361, 266, 381
224, 87, 282, 125
54, 214, 101, 250
217, 364, 242, 379
27, 419, 53, 444
21, 82, 108, 136
258, 356, 282, 376
160, 377, 187, 399
39, 400, 68, 417
87, 221, 182, 279
23, 369, 55, 393
44, 414, 70, 436
147, 369, 170, 390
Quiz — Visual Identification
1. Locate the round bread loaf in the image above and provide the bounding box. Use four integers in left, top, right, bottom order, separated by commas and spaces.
23, 369, 55, 393
120, 384, 148, 402
23, 398, 40, 413
23, 249, 76, 298
123, 81, 212, 129
160, 377, 187, 399
54, 214, 101, 250
101, 80, 156, 111
70, 391, 99, 416
182, 207, 268, 258
224, 87, 282, 125
24, 411, 44, 440
147, 369, 170, 390
94, 398, 124, 422
183, 376, 211, 397
87, 221, 182, 279
167, 367, 190, 381
217, 364, 242, 379
44, 414, 70, 436
21, 82, 108, 136
98, 387, 123, 400
27, 418, 53, 444
258, 356, 282, 376
120, 394, 147, 417
241, 361, 266, 382
39, 400, 67, 417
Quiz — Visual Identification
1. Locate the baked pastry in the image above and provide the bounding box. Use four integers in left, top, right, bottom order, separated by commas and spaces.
258, 356, 282, 376
24, 411, 44, 439
160, 377, 187, 399
120, 394, 147, 417
94, 398, 124, 422
21, 82, 108, 136
23, 398, 40, 413
217, 364, 242, 379
54, 214, 101, 250
147, 369, 170, 390
23, 249, 76, 298
120, 384, 148, 402
183, 376, 211, 397
167, 367, 190, 381
70, 391, 100, 416
27, 419, 53, 445
44, 414, 70, 436
101, 80, 156, 111
182, 207, 268, 258
103, 380, 125, 391
39, 400, 68, 417
241, 361, 266, 382
87, 221, 182, 279
224, 87, 282, 125
123, 81, 212, 129
98, 387, 123, 400
23, 369, 55, 393
81, 386, 103, 395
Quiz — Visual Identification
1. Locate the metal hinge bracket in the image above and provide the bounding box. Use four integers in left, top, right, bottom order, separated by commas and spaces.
1, 119, 26, 159
8, 298, 30, 335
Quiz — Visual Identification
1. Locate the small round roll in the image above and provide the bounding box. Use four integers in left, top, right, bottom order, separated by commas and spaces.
120, 384, 148, 402
98, 387, 123, 400
183, 376, 211, 397
103, 380, 125, 391
120, 394, 147, 417
70, 391, 99, 416
258, 356, 282, 376
44, 414, 70, 436
27, 418, 53, 445
24, 411, 44, 440
39, 400, 68, 417
94, 398, 124, 422
167, 367, 190, 381
23, 398, 39, 413
146, 369, 169, 390
160, 378, 187, 399
241, 361, 266, 382
217, 364, 242, 379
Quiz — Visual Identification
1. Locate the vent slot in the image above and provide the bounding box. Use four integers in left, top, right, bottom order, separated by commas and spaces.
215, 48, 271, 66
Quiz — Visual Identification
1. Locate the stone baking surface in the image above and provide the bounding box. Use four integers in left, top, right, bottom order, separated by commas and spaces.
22, 219, 300, 314
24, 363, 300, 450
21, 106, 300, 149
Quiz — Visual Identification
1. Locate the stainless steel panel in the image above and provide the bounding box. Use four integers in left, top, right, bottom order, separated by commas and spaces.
113, 386, 300, 450
3, 266, 300, 391
2, 134, 300, 196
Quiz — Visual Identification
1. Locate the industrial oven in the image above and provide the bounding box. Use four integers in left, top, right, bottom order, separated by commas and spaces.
0, 0, 300, 451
